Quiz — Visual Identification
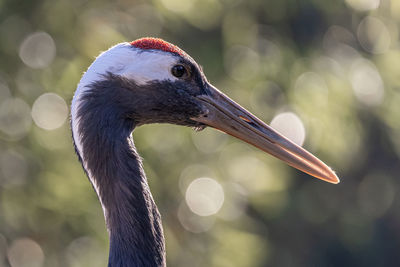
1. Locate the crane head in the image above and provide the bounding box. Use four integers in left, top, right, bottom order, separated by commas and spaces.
72, 37, 339, 184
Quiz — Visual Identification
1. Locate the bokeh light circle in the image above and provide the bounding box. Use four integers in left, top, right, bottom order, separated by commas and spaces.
31, 93, 68, 130
225, 45, 260, 81
345, 0, 380, 11
66, 236, 107, 267
0, 150, 28, 187
185, 177, 224, 216
0, 80, 11, 103
270, 112, 306, 146
358, 174, 395, 218
0, 98, 32, 139
350, 59, 384, 106
19, 32, 56, 69
7, 238, 44, 267
357, 16, 391, 54
177, 202, 215, 233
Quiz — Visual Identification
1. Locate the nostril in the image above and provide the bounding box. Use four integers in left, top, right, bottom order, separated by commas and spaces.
239, 115, 259, 129
239, 115, 251, 123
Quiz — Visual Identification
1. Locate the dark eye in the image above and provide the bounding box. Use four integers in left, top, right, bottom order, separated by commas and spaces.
171, 65, 189, 78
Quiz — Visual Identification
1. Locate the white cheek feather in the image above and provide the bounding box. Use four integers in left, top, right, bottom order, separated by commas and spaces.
71, 42, 179, 162
71, 42, 179, 218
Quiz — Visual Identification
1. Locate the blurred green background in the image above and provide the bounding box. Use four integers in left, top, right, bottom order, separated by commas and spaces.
1, 0, 400, 266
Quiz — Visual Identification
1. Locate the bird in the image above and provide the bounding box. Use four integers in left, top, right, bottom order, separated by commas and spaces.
70, 37, 339, 267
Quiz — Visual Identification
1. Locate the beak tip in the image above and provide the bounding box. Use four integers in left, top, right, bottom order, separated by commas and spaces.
325, 170, 340, 184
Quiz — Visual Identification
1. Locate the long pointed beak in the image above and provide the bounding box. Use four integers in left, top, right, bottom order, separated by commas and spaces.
192, 84, 339, 184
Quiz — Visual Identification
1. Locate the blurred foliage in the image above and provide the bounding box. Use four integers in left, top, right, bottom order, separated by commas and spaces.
0, 0, 400, 266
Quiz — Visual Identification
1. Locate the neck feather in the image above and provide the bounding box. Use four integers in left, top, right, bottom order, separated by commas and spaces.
71, 89, 166, 267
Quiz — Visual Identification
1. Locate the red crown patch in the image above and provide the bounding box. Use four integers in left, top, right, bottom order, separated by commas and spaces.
131, 38, 186, 57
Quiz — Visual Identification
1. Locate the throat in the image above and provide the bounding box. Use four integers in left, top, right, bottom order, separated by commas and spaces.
106, 137, 165, 267
108, 186, 165, 267
72, 112, 165, 266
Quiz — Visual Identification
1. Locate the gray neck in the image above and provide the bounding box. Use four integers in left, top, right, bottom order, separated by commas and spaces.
107, 137, 165, 267
72, 94, 166, 267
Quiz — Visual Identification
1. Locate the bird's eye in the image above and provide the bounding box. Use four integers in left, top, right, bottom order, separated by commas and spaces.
171, 65, 189, 78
